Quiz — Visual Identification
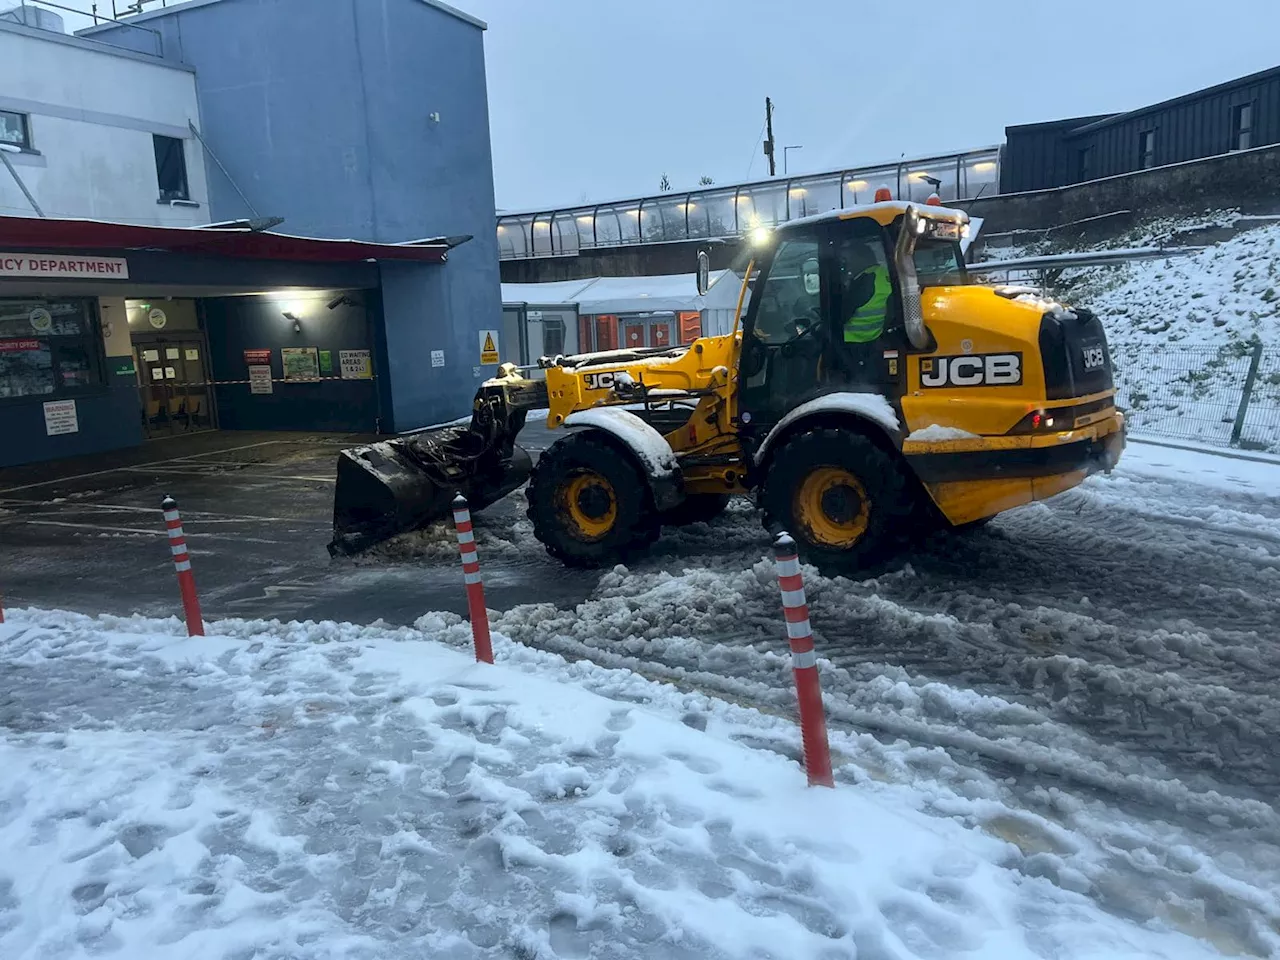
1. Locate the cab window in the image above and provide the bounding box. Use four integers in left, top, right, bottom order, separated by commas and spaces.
751, 239, 822, 344
913, 238, 966, 286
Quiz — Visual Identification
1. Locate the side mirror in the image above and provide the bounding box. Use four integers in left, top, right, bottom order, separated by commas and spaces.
802, 257, 820, 296
696, 250, 711, 296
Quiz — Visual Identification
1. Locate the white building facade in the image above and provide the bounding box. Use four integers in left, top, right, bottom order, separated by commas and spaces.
0, 11, 210, 225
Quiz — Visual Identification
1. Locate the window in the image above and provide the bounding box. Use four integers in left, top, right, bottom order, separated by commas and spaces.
1138, 130, 1156, 169
542, 317, 565, 357
912, 239, 966, 287
752, 238, 822, 344
0, 110, 30, 150
153, 134, 190, 202
1077, 145, 1094, 181
0, 299, 103, 400
1233, 102, 1255, 151
786, 175, 841, 219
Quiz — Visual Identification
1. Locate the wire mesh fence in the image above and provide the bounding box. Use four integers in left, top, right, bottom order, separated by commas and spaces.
1246, 348, 1280, 451
1109, 341, 1278, 452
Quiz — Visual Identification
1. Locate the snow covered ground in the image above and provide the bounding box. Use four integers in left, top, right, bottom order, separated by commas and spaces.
3, 443, 1279, 958
0, 613, 1240, 960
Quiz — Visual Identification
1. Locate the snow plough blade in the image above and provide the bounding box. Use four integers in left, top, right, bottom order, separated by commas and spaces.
327, 426, 532, 557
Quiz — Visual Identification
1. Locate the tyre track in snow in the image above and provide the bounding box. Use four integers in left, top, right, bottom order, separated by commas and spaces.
486, 553, 1280, 957
375, 466, 1280, 953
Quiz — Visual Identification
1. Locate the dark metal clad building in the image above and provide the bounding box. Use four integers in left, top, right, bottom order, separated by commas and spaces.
1002, 66, 1280, 192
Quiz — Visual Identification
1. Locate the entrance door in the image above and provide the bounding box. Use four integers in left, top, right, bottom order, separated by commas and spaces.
134, 337, 215, 436
650, 321, 672, 348
737, 230, 831, 431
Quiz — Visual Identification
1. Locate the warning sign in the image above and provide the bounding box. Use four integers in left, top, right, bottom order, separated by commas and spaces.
248, 365, 273, 394
43, 399, 78, 436
479, 329, 500, 365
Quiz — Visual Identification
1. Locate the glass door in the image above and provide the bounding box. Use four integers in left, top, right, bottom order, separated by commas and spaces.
134, 337, 215, 436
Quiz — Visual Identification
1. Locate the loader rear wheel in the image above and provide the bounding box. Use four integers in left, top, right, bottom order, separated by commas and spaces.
527, 431, 659, 567
660, 493, 731, 527
761, 428, 912, 572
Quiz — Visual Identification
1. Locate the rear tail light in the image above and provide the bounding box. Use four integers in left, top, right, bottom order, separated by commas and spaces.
1011, 409, 1060, 434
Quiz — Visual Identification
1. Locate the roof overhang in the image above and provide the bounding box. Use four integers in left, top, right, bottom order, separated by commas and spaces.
0, 216, 450, 265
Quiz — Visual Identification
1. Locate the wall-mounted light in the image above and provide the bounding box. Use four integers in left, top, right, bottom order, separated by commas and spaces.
327, 294, 357, 311
283, 310, 302, 333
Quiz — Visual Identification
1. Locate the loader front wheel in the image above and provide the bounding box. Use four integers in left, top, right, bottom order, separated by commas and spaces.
761, 428, 912, 572
527, 432, 659, 567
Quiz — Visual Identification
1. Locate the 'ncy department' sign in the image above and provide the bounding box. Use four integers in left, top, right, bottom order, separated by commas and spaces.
0, 253, 129, 280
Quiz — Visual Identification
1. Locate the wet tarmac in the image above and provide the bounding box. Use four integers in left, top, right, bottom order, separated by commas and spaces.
0, 426, 578, 625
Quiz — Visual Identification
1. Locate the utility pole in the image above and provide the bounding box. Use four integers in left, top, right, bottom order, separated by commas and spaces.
763, 97, 776, 177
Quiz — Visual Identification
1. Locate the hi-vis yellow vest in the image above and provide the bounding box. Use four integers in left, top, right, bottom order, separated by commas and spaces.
844, 267, 892, 343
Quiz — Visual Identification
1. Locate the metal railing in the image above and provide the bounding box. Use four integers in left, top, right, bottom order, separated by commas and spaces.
496, 146, 1002, 260
1, 0, 165, 56
1111, 340, 1278, 452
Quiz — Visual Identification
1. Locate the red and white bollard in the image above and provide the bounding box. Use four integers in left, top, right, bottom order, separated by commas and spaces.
774, 533, 834, 787
162, 496, 204, 637
452, 494, 494, 664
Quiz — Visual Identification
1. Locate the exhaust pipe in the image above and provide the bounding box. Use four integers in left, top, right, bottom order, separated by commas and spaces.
894, 204, 930, 351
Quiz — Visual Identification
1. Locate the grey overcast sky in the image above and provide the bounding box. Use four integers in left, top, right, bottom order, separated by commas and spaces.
462, 0, 1280, 210
54, 0, 1280, 211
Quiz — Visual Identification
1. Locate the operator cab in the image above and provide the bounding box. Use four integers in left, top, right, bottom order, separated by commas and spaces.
732, 201, 970, 434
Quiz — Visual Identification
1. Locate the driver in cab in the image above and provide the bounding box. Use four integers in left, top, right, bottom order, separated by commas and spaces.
839, 242, 892, 346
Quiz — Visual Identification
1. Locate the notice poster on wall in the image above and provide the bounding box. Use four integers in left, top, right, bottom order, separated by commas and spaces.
431, 350, 445, 368
281, 347, 320, 381
249, 365, 273, 394
43, 399, 78, 436
142, 349, 160, 362
243, 349, 272, 366
319, 350, 333, 375
165, 347, 180, 360
339, 349, 373, 380
184, 348, 199, 361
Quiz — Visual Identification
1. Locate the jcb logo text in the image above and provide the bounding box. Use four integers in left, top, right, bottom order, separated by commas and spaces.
920, 353, 1023, 388
584, 371, 616, 391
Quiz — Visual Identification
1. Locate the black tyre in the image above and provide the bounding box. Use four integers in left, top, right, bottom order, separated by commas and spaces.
660, 493, 731, 527
526, 431, 659, 567
760, 428, 913, 572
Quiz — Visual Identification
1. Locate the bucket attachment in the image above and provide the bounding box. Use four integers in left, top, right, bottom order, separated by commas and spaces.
328, 425, 532, 557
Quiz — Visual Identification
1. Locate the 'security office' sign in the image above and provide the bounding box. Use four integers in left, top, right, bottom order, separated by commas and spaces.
0, 253, 129, 280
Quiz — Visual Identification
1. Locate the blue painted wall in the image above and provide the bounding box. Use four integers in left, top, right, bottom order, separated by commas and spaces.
0, 388, 142, 469
203, 293, 380, 433
87, 0, 504, 430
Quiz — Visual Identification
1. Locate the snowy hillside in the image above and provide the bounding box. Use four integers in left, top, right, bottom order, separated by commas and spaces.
1067, 217, 1279, 348
978, 214, 1280, 449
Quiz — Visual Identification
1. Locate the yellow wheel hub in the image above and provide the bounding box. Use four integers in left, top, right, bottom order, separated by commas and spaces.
560, 471, 618, 541
795, 467, 870, 548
